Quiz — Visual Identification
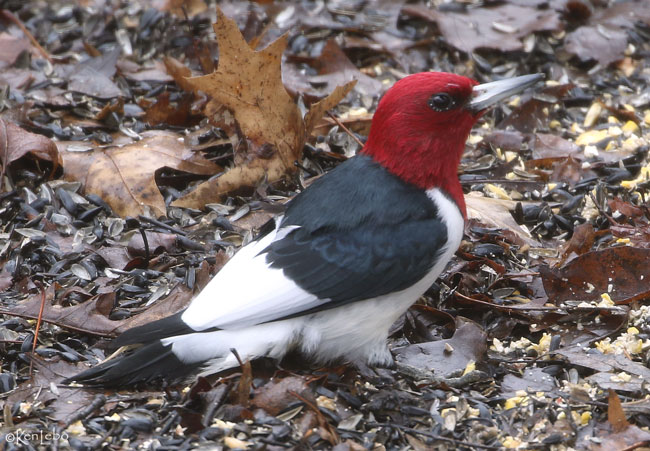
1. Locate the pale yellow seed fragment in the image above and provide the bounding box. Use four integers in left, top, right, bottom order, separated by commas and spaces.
622, 136, 643, 152
224, 436, 250, 449
462, 360, 476, 376
485, 183, 511, 200
502, 436, 523, 448
599, 293, 614, 306
66, 421, 87, 436
576, 129, 608, 146
622, 120, 640, 136
583, 102, 602, 127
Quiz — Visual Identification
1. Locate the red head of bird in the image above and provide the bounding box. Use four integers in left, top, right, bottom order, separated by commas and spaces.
362, 72, 543, 217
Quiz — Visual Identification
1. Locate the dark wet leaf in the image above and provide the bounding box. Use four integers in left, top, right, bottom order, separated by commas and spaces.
541, 247, 650, 304
404, 3, 560, 53
393, 318, 487, 377
67, 47, 122, 99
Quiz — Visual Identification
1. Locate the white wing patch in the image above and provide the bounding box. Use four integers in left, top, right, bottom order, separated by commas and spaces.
181, 221, 322, 330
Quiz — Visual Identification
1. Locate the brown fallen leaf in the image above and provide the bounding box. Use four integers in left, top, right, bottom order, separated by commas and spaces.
501, 368, 556, 397
403, 3, 560, 54
0, 284, 193, 338
554, 346, 650, 383
587, 390, 650, 451
59, 130, 220, 217
284, 38, 383, 99
171, 9, 355, 209
3, 357, 95, 425
564, 2, 650, 67
541, 247, 650, 304
465, 192, 541, 247
67, 47, 122, 99
0, 118, 59, 180
0, 32, 31, 68
393, 318, 487, 378
252, 376, 315, 416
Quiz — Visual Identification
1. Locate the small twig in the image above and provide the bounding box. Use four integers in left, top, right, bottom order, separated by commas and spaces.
29, 280, 47, 378
139, 227, 150, 263
138, 215, 187, 236
1, 9, 53, 64
0, 120, 8, 191
327, 111, 365, 148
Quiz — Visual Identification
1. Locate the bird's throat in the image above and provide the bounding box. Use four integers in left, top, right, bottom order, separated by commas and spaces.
361, 136, 467, 219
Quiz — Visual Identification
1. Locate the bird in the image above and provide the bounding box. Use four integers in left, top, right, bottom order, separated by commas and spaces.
67, 71, 543, 386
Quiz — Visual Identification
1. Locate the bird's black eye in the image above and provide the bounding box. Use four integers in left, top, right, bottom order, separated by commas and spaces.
428, 93, 456, 112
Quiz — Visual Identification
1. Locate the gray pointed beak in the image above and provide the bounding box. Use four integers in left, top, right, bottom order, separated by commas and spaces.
468, 73, 545, 113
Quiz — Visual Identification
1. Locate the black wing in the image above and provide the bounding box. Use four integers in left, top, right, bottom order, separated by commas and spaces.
263, 154, 451, 316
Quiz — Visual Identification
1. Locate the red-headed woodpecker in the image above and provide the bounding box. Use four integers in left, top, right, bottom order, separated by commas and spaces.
68, 72, 543, 386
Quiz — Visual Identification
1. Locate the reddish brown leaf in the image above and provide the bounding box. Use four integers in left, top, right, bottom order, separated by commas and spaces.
59, 131, 220, 217
541, 247, 650, 304
127, 231, 178, 256
0, 285, 193, 338
0, 32, 31, 67
252, 376, 315, 415
0, 118, 59, 175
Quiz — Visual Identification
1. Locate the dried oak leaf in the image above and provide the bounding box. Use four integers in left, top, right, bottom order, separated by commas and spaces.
0, 118, 59, 176
59, 131, 220, 217
171, 9, 355, 209
284, 38, 383, 99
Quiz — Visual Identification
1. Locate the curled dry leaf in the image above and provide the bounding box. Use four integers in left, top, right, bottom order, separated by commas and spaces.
171, 9, 356, 209
284, 39, 383, 99
59, 131, 220, 217
465, 192, 541, 247
0, 118, 59, 178
252, 376, 314, 416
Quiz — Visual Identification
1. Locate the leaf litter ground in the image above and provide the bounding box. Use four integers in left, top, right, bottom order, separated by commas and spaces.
1, 0, 650, 449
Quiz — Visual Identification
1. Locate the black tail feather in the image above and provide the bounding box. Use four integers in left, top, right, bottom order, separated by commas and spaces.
64, 341, 200, 387
112, 310, 195, 349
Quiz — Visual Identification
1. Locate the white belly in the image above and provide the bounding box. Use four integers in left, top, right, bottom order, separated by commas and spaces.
298, 188, 464, 365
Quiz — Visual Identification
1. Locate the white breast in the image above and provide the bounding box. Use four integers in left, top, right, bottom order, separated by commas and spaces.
299, 187, 465, 366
